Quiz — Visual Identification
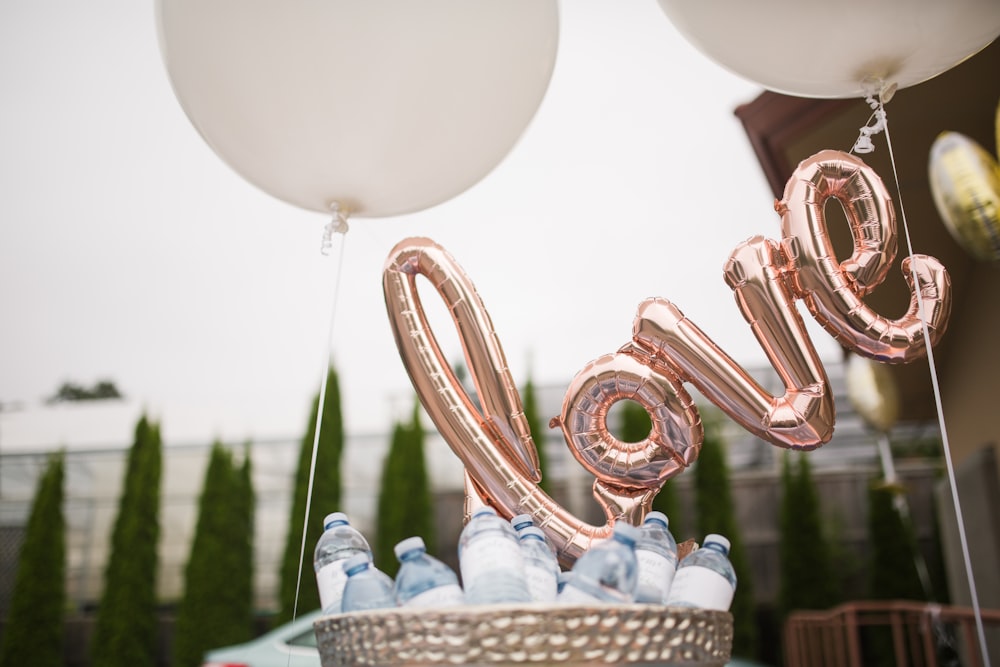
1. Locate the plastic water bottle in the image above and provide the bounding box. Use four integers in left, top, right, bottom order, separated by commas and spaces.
557, 570, 575, 596
458, 507, 531, 604
665, 534, 737, 611
511, 513, 558, 557
314, 512, 372, 614
341, 553, 397, 612
556, 522, 640, 604
393, 536, 465, 607
634, 511, 679, 603
518, 527, 560, 602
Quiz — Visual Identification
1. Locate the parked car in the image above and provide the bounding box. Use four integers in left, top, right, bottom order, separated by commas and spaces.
201, 609, 323, 667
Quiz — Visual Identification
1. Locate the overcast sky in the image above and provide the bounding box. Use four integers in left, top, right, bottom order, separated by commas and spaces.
0, 0, 852, 449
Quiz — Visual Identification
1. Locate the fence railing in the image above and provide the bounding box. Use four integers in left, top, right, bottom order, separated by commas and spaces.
784, 600, 1000, 667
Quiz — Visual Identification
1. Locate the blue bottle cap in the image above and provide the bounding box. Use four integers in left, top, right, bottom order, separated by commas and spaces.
643, 511, 669, 528
703, 534, 731, 554
611, 521, 641, 545
394, 536, 427, 560
518, 526, 546, 542
323, 512, 349, 529
343, 553, 371, 576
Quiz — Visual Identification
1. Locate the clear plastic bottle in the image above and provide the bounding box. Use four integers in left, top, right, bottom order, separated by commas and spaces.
556, 522, 640, 604
340, 553, 397, 613
458, 506, 531, 604
314, 512, 372, 614
557, 570, 575, 597
393, 536, 465, 608
511, 513, 558, 557
634, 511, 679, 603
665, 534, 737, 611
518, 527, 560, 603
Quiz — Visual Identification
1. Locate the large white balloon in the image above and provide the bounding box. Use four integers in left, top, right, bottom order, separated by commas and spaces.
156, 0, 559, 217
656, 0, 1000, 99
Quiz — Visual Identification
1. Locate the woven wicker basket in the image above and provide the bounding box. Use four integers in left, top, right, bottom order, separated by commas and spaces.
314, 603, 733, 666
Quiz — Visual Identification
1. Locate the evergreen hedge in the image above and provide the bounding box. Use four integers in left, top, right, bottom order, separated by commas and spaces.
0, 451, 66, 667
374, 401, 435, 576
91, 416, 162, 667
693, 415, 758, 660
171, 442, 255, 667
778, 451, 840, 623
277, 367, 344, 622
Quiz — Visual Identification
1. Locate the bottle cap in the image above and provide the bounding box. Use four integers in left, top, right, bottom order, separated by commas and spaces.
323, 512, 349, 529
511, 513, 535, 530
518, 526, 546, 541
611, 521, 641, 545
643, 511, 669, 528
394, 536, 427, 559
343, 553, 371, 576
471, 506, 498, 519
703, 534, 731, 554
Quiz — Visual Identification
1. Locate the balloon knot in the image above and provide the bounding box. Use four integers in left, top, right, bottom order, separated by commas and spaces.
852, 85, 891, 155
321, 202, 350, 255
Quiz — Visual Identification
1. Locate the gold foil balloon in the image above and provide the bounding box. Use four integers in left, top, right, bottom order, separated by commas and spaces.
929, 131, 1000, 263
382, 150, 951, 566
844, 354, 902, 433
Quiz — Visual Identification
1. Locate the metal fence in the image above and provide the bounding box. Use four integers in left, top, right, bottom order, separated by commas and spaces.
785, 600, 1000, 667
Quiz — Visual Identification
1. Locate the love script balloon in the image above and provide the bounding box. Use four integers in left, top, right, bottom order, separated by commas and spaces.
383, 150, 951, 565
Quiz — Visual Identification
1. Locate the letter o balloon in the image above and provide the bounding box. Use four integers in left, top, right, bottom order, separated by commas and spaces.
156, 0, 559, 217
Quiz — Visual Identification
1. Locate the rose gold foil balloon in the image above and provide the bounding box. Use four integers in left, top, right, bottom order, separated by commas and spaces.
779, 151, 952, 361
382, 150, 951, 565
383, 238, 687, 566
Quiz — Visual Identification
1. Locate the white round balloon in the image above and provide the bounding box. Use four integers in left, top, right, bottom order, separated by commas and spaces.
656, 0, 1000, 99
156, 0, 559, 217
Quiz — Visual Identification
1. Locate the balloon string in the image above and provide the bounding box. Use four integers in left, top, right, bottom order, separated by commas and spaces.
882, 106, 992, 667
290, 216, 350, 630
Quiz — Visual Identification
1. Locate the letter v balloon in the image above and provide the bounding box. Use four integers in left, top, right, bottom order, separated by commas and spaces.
156, 0, 559, 218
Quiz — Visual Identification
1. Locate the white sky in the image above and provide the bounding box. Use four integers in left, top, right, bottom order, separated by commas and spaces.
0, 0, 848, 449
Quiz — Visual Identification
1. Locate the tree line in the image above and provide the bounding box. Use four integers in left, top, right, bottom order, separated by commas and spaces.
0, 365, 949, 667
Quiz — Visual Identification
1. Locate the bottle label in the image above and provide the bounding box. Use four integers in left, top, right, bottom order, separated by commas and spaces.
316, 561, 348, 614
460, 535, 524, 582
665, 566, 734, 611
524, 564, 558, 602
635, 550, 676, 602
402, 583, 465, 608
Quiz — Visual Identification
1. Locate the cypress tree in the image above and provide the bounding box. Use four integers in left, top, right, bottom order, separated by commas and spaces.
521, 377, 551, 494
693, 415, 758, 660
232, 445, 256, 626
778, 451, 840, 622
865, 480, 927, 665
374, 400, 436, 576
277, 367, 344, 622
0, 451, 66, 667
867, 482, 925, 600
172, 443, 255, 667
620, 399, 686, 539
92, 416, 163, 667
